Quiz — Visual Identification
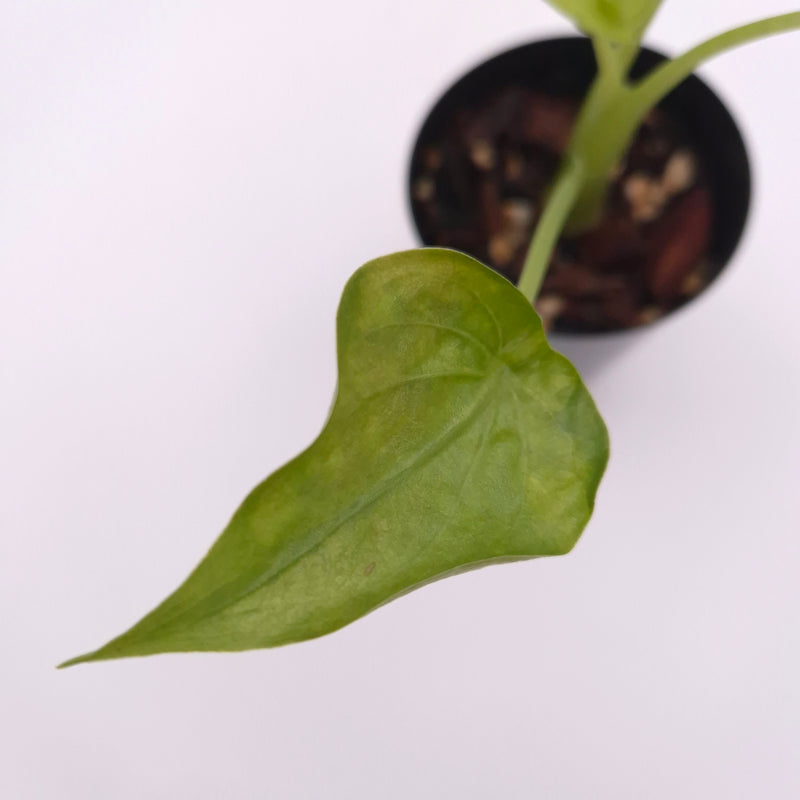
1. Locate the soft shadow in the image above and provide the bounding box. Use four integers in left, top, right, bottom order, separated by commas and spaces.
549, 328, 644, 381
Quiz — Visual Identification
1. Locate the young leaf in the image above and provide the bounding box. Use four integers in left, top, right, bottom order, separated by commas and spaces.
544, 0, 662, 44
62, 249, 608, 666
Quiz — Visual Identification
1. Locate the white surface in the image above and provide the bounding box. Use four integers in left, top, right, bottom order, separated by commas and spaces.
2, 1, 799, 798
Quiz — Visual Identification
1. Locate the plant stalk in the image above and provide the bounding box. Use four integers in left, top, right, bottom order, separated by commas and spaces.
566, 11, 800, 234
518, 10, 800, 304
631, 12, 800, 111
516, 158, 584, 303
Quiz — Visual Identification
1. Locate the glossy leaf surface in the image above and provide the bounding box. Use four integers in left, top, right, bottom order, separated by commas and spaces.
545, 0, 662, 43
63, 249, 608, 665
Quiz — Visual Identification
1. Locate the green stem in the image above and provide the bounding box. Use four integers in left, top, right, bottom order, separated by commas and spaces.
555, 36, 644, 234
632, 12, 800, 117
592, 36, 637, 84
565, 11, 800, 234
520, 10, 800, 295
517, 158, 585, 303
561, 76, 638, 233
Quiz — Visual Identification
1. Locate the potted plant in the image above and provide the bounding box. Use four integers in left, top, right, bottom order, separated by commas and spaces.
408, 38, 750, 332
61, 0, 800, 667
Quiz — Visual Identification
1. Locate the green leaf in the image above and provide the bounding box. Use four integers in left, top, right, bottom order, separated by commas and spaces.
545, 0, 662, 44
62, 249, 608, 666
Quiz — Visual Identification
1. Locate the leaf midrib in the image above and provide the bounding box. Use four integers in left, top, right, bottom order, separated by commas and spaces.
139, 368, 506, 640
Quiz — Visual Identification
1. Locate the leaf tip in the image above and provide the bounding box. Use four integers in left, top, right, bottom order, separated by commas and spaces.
56, 652, 96, 669
57, 635, 135, 669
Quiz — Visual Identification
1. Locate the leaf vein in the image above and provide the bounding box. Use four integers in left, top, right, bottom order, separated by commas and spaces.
364, 322, 496, 359
353, 370, 487, 407
164, 374, 503, 631
458, 283, 505, 351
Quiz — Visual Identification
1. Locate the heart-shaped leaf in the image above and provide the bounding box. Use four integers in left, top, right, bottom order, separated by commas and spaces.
62, 249, 608, 665
545, 0, 662, 44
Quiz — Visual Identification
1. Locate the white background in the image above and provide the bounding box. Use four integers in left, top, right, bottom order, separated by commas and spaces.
2, 1, 799, 797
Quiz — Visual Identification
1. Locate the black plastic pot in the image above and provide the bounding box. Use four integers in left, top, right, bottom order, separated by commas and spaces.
408, 37, 751, 333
